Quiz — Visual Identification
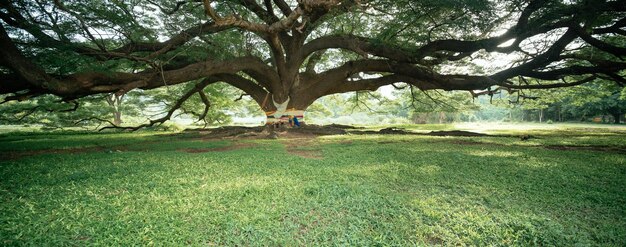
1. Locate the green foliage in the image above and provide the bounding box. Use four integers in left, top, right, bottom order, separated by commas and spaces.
1, 126, 625, 245
1, 0, 623, 127
0, 95, 112, 128
307, 92, 410, 125
513, 79, 626, 122
391, 86, 479, 123
142, 82, 244, 126
0, 81, 250, 128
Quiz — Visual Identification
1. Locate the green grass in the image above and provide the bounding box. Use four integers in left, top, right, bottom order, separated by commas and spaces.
1, 124, 625, 246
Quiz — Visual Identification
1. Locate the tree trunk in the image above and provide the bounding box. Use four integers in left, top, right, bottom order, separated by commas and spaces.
265, 108, 307, 126
113, 111, 122, 125
613, 113, 621, 124
257, 93, 313, 126
554, 105, 561, 122
539, 109, 544, 123
106, 93, 124, 126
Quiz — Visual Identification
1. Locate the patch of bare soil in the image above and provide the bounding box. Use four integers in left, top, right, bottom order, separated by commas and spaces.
184, 125, 494, 140
444, 140, 626, 154
545, 145, 626, 154
179, 142, 258, 153
186, 126, 265, 141
184, 125, 348, 141
288, 125, 348, 135
1, 146, 109, 161
448, 140, 488, 145
281, 138, 323, 159
425, 130, 489, 137
352, 127, 489, 137
440, 139, 626, 154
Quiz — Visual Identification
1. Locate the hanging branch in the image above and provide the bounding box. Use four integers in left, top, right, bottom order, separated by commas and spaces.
99, 79, 215, 131
234, 93, 248, 101
1, 91, 43, 105
347, 91, 378, 114
197, 90, 212, 121
406, 85, 434, 111
74, 116, 116, 127
11, 100, 78, 121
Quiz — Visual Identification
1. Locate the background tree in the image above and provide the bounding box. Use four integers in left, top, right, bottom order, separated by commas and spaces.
391, 86, 479, 124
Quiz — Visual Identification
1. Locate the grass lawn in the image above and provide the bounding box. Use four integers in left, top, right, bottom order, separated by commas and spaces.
1, 124, 625, 245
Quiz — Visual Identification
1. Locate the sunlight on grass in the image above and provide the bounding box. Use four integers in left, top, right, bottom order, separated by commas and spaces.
466, 150, 522, 158
1, 124, 625, 245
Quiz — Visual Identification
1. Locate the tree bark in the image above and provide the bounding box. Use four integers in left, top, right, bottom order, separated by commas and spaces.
439, 112, 446, 124
106, 93, 124, 125
613, 113, 621, 124
113, 111, 122, 126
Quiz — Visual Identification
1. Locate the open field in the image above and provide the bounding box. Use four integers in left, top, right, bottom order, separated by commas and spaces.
1, 123, 625, 245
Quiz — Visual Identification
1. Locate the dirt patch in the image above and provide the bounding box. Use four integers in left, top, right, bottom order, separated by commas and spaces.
179, 142, 258, 153
426, 235, 444, 245
187, 126, 265, 141
182, 125, 347, 141
0, 146, 113, 161
352, 127, 489, 137
442, 139, 626, 154
281, 138, 323, 159
425, 130, 488, 137
287, 125, 348, 135
183, 125, 495, 140
449, 140, 487, 145
545, 145, 626, 154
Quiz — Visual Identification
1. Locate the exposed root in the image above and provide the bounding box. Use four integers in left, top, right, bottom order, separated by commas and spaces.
352, 127, 489, 136
184, 125, 347, 140
425, 130, 489, 137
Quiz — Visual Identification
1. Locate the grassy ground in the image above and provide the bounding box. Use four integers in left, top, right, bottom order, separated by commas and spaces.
1, 124, 625, 246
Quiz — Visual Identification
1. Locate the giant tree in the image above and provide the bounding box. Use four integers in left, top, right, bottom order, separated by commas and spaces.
0, 0, 625, 127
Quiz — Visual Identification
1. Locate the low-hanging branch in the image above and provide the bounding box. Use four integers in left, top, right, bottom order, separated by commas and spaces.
99, 80, 216, 131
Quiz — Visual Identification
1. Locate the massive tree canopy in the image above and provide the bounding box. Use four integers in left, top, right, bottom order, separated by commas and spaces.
0, 0, 625, 125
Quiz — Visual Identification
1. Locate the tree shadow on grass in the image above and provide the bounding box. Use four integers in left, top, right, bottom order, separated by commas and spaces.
327, 139, 626, 245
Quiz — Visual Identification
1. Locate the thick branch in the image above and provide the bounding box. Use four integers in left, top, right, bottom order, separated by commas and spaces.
573, 25, 626, 58
273, 0, 293, 16
209, 73, 270, 110
491, 28, 578, 81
